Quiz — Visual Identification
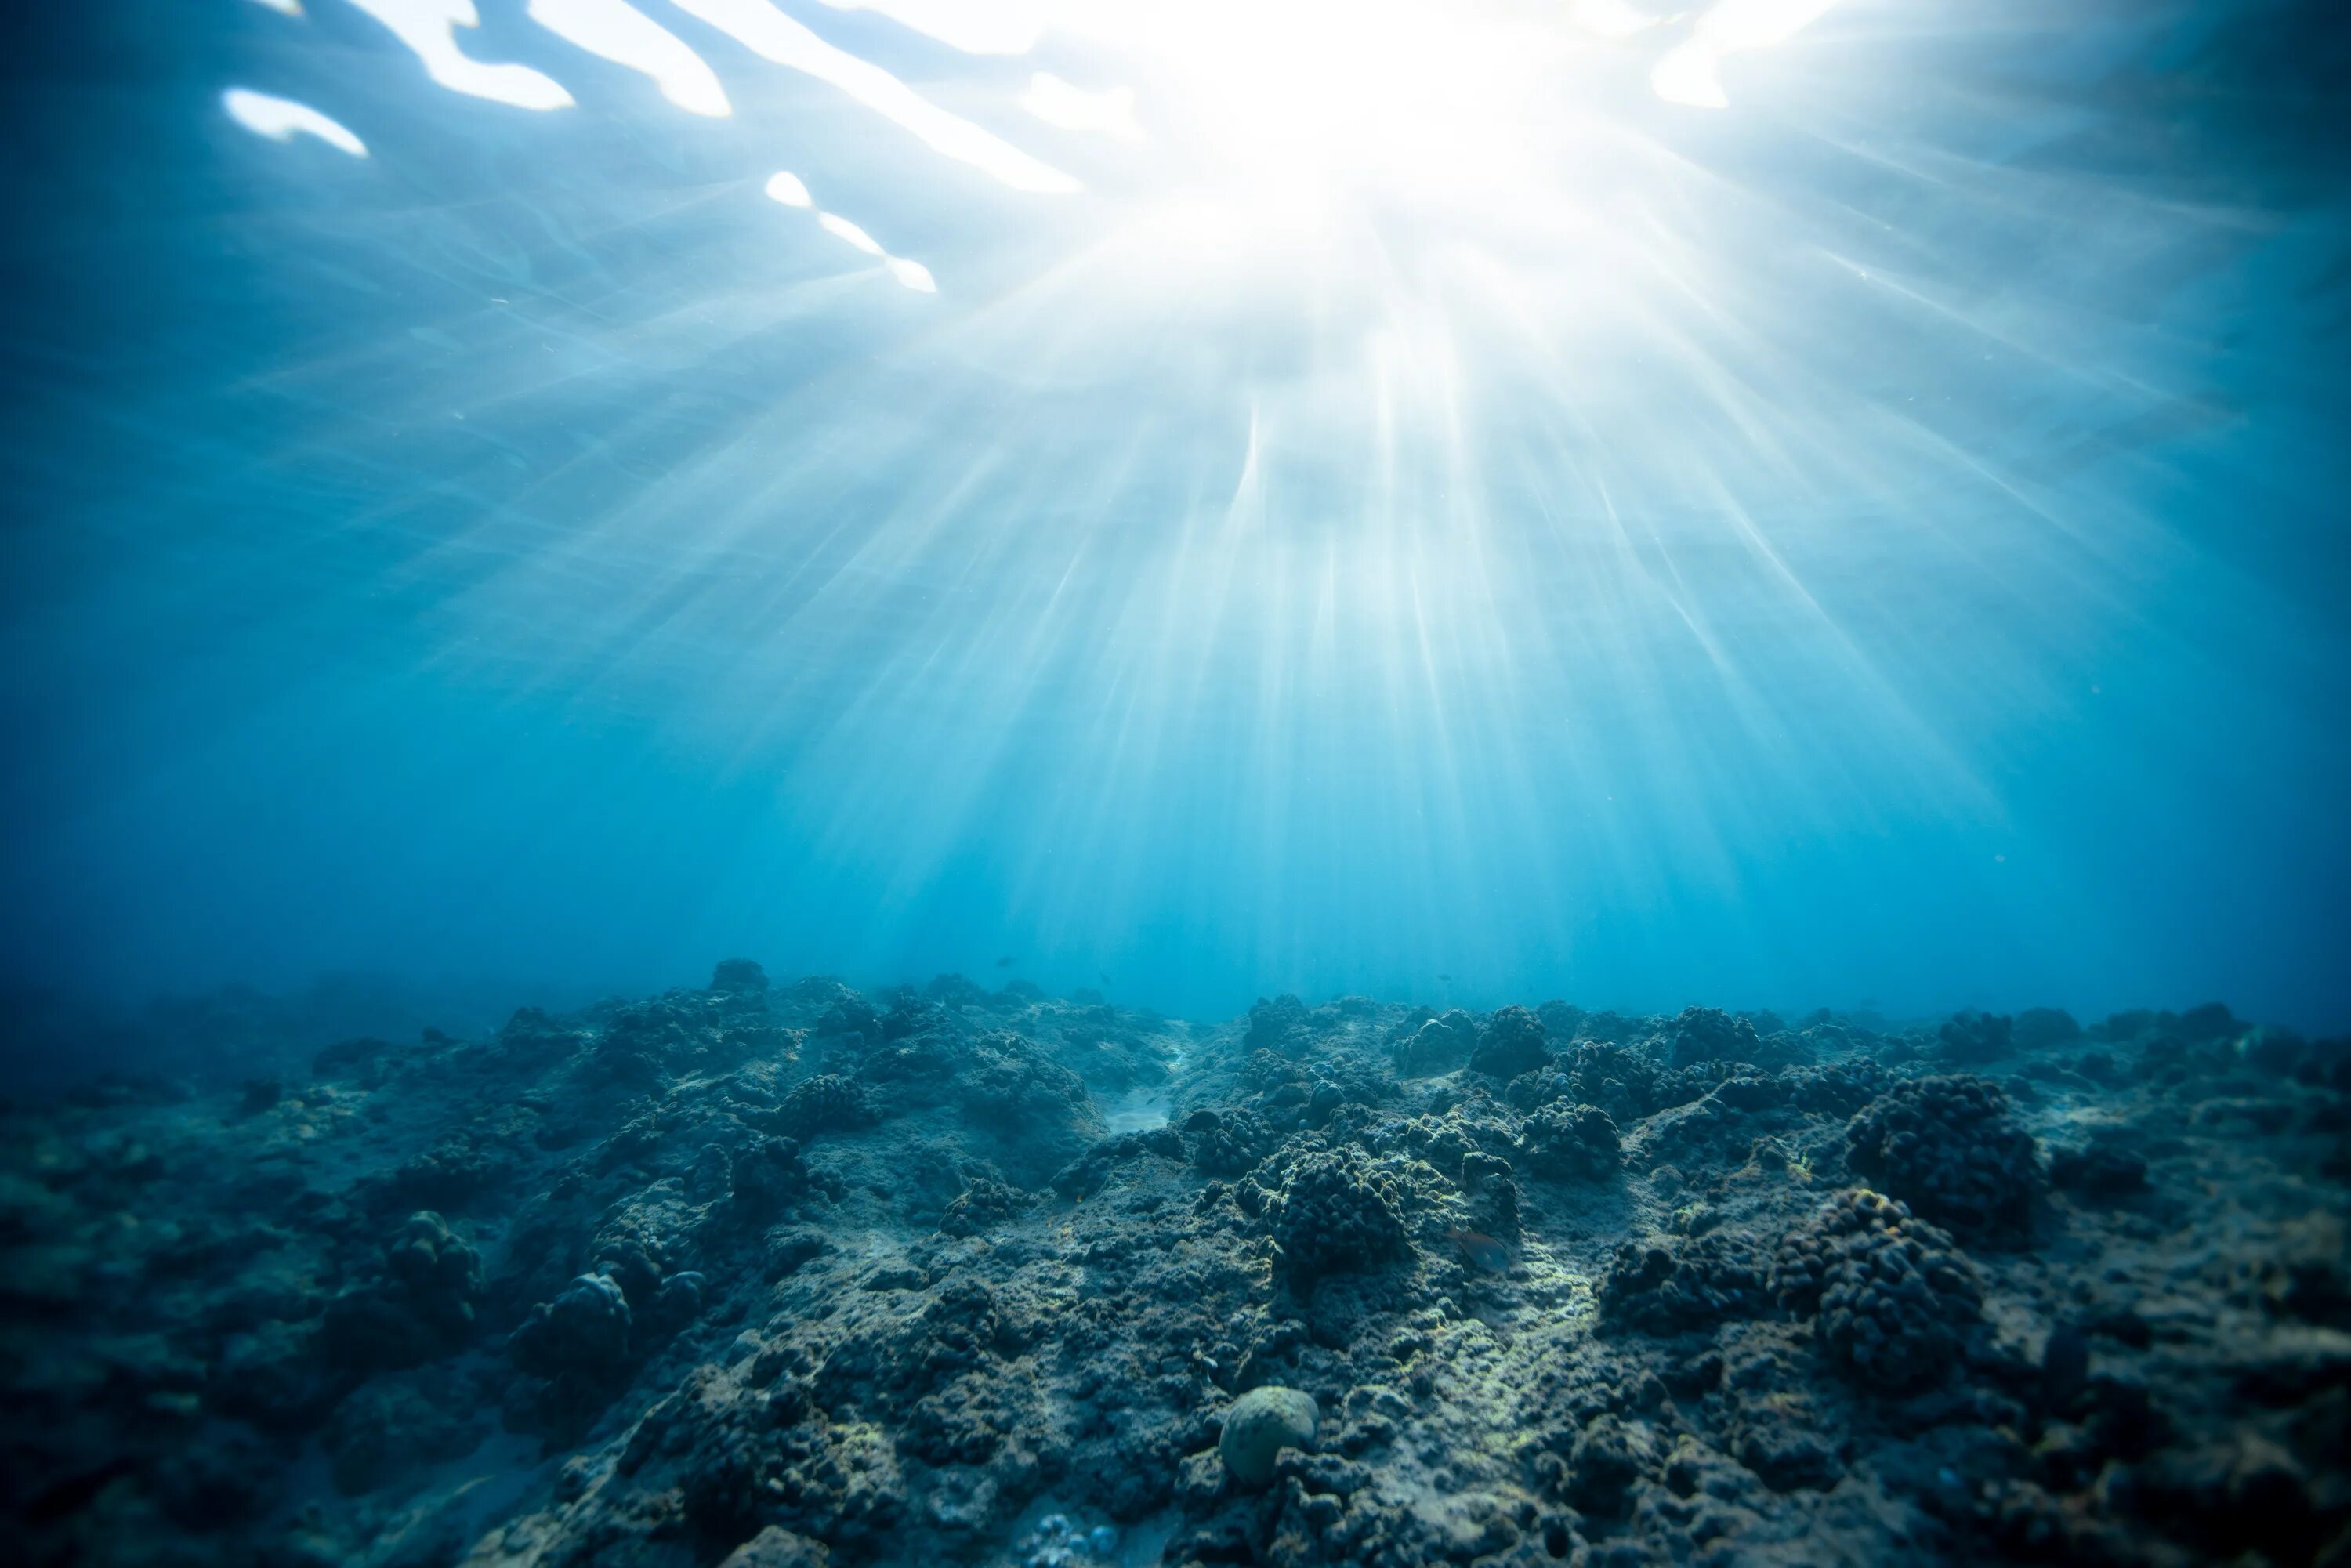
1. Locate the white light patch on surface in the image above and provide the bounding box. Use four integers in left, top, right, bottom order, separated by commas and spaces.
527, 0, 730, 115
223, 87, 368, 155
667, 0, 1078, 193
813, 0, 1045, 55
1567, 0, 1660, 39
248, 0, 306, 16
766, 172, 937, 292
884, 256, 936, 292
1020, 73, 1142, 140
818, 212, 886, 255
343, 0, 574, 110
1652, 0, 1838, 108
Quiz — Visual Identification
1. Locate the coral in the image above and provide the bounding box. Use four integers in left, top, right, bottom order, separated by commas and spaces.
1845, 1074, 2040, 1239
875, 990, 937, 1043
1502, 1065, 1574, 1111
587, 998, 698, 1085
711, 958, 770, 997
2012, 1007, 2082, 1050
1780, 1058, 1891, 1117
1516, 1101, 1620, 1182
1270, 1148, 1410, 1281
1244, 994, 1311, 1053
1773, 1189, 1982, 1392
383, 1210, 484, 1337
1650, 1057, 1753, 1112
1051, 1128, 1185, 1198
1220, 1385, 1320, 1487
937, 1175, 1025, 1237
1661, 1006, 1762, 1069
1458, 1150, 1521, 1238
510, 1272, 632, 1382
1600, 1229, 1773, 1334
1396, 1009, 1479, 1077
312, 1034, 398, 1085
210, 1320, 340, 1432
2048, 1139, 2149, 1199
1187, 1107, 1273, 1176
924, 972, 989, 1007
722, 1526, 832, 1567
1564, 1414, 1654, 1515
10, 972, 2340, 1568
1536, 1000, 1585, 1038
1936, 1009, 2013, 1065
1468, 1005, 1549, 1080
813, 994, 882, 1038
321, 1367, 485, 1494
1560, 1041, 1661, 1121
731, 1135, 810, 1219
775, 1074, 872, 1140
1013, 1513, 1121, 1568
317, 1211, 483, 1374
375, 1138, 507, 1214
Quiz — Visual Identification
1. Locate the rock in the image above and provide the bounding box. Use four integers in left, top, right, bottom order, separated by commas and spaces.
1219, 1385, 1319, 1487
2049, 1140, 2148, 1199
719, 1526, 830, 1566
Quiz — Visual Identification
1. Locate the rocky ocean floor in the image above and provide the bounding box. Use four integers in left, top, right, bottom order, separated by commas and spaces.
4, 968, 2349, 1568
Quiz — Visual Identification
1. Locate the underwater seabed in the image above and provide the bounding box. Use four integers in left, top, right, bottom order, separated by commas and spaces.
3, 965, 2347, 1567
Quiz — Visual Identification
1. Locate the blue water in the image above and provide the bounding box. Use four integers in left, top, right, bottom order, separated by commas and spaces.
2, 0, 2346, 1032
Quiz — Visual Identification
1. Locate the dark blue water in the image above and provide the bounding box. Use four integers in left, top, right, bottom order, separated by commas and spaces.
2, 0, 2346, 1034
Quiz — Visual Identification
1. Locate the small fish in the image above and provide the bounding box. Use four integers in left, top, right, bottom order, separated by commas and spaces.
994, 955, 1017, 969
1099, 971, 1113, 987
1437, 972, 1454, 983
1447, 1226, 1510, 1273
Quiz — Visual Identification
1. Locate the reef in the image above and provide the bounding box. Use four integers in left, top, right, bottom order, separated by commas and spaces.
3, 973, 2348, 1567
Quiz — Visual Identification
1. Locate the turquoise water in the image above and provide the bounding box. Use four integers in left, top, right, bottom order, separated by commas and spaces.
2, 0, 2346, 1028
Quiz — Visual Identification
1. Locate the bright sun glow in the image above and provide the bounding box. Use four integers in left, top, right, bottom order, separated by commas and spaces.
1069, 0, 1550, 201
1654, 0, 1841, 108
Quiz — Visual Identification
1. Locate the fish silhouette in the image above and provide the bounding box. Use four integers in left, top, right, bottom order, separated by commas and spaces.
1447, 1226, 1510, 1273
1437, 973, 1454, 983
995, 955, 1017, 968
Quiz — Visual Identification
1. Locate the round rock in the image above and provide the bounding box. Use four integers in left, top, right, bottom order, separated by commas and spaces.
1219, 1385, 1320, 1488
